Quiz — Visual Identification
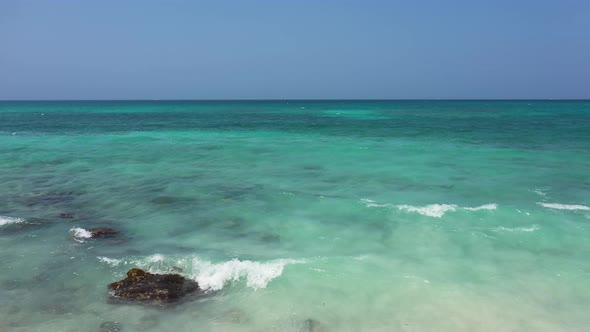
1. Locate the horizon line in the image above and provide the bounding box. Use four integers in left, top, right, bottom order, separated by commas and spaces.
1, 98, 590, 102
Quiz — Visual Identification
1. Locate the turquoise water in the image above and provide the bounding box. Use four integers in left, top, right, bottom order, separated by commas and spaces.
1, 100, 589, 331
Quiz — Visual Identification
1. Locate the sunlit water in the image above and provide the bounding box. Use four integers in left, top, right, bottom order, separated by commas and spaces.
1, 100, 589, 331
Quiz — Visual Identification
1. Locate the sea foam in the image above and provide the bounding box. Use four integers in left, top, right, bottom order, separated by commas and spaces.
97, 254, 303, 291
533, 188, 548, 198
191, 257, 302, 290
464, 204, 498, 211
98, 256, 122, 266
495, 225, 539, 233
537, 203, 590, 211
0, 216, 24, 226
70, 227, 92, 242
396, 204, 457, 218
360, 198, 392, 208
361, 199, 497, 217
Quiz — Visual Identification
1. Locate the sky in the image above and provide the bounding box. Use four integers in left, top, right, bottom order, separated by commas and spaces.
0, 0, 589, 100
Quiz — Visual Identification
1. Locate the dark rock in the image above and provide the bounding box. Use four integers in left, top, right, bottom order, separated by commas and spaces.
89, 228, 119, 238
108, 268, 202, 305
99, 321, 122, 332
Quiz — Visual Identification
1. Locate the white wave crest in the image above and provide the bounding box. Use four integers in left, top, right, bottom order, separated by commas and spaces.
360, 198, 392, 208
148, 254, 165, 263
192, 257, 303, 291
396, 204, 457, 218
97, 254, 303, 290
464, 204, 498, 211
98, 256, 122, 266
538, 203, 590, 211
70, 227, 92, 242
495, 225, 539, 233
0, 216, 24, 226
533, 189, 548, 198
361, 199, 497, 217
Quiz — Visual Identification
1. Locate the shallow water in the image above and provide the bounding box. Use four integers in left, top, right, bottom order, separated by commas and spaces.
1, 100, 590, 331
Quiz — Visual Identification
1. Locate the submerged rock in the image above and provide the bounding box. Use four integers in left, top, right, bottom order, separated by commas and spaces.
70, 227, 123, 243
108, 268, 202, 304
301, 318, 328, 332
24, 191, 78, 207
89, 228, 119, 238
259, 233, 280, 243
59, 213, 78, 219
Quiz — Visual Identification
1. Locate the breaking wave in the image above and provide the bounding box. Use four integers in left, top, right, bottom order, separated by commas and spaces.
361, 199, 497, 217
464, 204, 498, 211
396, 204, 457, 218
533, 188, 548, 198
0, 216, 25, 226
97, 254, 304, 291
70, 227, 92, 242
537, 203, 590, 211
360, 198, 392, 208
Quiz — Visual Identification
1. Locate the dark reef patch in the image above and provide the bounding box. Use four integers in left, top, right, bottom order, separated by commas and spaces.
108, 268, 203, 305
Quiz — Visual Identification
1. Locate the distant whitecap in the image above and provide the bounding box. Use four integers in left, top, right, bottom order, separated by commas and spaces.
396, 204, 458, 218
533, 188, 548, 198
464, 204, 498, 211
538, 203, 590, 211
495, 225, 539, 233
361, 199, 497, 217
0, 216, 24, 226
360, 198, 392, 208
98, 256, 122, 266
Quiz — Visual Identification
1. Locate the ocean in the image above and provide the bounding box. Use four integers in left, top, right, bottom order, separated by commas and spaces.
1, 100, 589, 331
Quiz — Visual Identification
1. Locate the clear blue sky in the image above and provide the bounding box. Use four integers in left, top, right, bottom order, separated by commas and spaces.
1, 0, 589, 100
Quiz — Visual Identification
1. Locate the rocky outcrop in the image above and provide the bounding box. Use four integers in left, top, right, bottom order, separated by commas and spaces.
89, 228, 119, 238
108, 269, 202, 304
